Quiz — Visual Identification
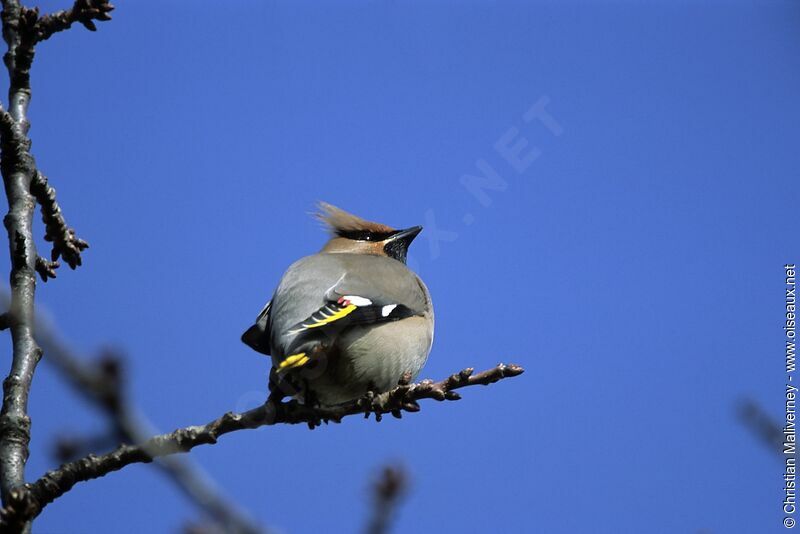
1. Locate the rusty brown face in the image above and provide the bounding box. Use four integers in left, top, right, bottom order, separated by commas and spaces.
317, 202, 421, 263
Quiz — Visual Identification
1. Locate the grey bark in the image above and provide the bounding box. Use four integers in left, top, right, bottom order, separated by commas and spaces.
0, 363, 524, 526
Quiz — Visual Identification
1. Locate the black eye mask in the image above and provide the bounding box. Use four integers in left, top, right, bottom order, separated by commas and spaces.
336, 229, 397, 242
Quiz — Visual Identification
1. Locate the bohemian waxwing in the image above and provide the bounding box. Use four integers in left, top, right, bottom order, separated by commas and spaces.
242, 202, 434, 406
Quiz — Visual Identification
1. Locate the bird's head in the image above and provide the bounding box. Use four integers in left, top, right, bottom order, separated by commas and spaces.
316, 202, 422, 264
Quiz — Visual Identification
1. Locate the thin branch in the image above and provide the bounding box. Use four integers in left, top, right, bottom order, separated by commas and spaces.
33, 256, 57, 281
4, 295, 265, 534
2, 1, 36, 123
0, 5, 40, 526
0, 2, 108, 531
0, 363, 524, 526
1, 0, 113, 119
365, 465, 408, 534
154, 455, 264, 534
738, 398, 784, 456
34, 0, 113, 42
52, 432, 118, 463
30, 171, 88, 271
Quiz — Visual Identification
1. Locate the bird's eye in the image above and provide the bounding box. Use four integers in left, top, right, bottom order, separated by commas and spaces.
339, 230, 394, 242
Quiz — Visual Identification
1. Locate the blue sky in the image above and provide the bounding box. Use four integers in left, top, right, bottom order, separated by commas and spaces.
0, 0, 796, 532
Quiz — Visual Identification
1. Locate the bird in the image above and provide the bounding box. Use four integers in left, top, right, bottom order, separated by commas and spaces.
241, 202, 434, 407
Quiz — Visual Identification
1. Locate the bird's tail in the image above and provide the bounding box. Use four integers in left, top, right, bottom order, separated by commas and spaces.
241, 322, 270, 355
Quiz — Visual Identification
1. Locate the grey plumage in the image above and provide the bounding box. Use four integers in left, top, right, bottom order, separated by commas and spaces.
242, 203, 434, 406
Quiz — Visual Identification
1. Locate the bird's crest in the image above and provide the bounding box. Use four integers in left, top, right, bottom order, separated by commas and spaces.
315, 202, 395, 236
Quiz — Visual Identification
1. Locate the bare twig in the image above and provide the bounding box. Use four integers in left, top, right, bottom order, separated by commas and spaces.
0, 363, 524, 525
0, 2, 108, 531
34, 0, 113, 41
0, 3, 41, 524
52, 432, 117, 463
738, 398, 784, 456
365, 465, 408, 534
30, 171, 88, 271
4, 295, 265, 534
33, 256, 57, 281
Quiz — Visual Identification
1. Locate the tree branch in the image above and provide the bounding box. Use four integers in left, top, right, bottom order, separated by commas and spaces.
52, 432, 117, 462
46, 348, 267, 534
0, 3, 40, 521
34, 0, 113, 42
0, 363, 523, 526
738, 398, 784, 456
0, 291, 266, 534
30, 171, 88, 273
0, 2, 109, 531
365, 465, 408, 534
3, 1, 36, 123
33, 256, 56, 281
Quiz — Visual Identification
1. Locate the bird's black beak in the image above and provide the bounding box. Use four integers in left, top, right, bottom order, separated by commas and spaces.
384, 226, 422, 264
391, 226, 423, 243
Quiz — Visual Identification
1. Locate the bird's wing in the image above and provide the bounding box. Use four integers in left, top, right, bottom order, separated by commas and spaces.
265, 254, 430, 371
241, 300, 272, 355
323, 257, 429, 315
282, 257, 426, 339
284, 294, 415, 336
275, 294, 416, 373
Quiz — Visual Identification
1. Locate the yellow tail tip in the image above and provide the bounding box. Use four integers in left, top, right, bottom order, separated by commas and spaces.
277, 353, 310, 372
